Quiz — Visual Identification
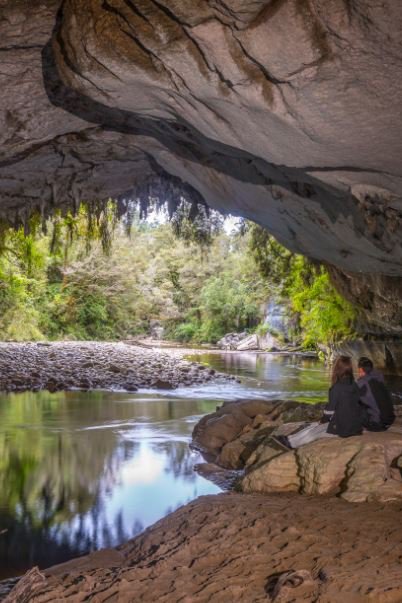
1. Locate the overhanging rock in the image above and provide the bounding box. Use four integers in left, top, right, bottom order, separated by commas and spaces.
1, 1, 402, 327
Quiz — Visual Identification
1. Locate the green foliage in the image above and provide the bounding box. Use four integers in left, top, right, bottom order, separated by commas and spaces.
0, 215, 357, 347
248, 224, 357, 347
173, 322, 198, 343
287, 258, 356, 347
248, 224, 294, 288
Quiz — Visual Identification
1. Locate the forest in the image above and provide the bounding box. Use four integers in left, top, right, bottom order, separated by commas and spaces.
0, 206, 356, 348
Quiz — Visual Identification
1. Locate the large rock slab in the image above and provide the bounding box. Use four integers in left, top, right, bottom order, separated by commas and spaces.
242, 428, 402, 503
4, 493, 402, 602
191, 399, 324, 459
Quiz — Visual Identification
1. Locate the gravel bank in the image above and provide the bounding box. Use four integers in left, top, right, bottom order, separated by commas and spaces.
0, 342, 232, 393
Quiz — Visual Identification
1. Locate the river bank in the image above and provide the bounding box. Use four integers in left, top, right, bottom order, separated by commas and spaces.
1, 349, 401, 601
4, 492, 402, 602
0, 342, 232, 393
133, 338, 319, 359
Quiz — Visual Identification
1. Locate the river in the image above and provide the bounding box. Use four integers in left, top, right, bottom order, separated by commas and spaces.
0, 352, 360, 578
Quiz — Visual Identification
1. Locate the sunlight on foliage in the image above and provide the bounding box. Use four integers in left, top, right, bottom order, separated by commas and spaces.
249, 224, 357, 347
0, 214, 357, 347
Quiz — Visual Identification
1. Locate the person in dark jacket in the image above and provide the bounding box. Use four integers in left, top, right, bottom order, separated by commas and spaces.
357, 356, 395, 429
275, 356, 363, 449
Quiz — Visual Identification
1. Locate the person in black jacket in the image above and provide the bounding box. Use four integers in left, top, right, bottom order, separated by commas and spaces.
357, 356, 395, 429
275, 356, 364, 449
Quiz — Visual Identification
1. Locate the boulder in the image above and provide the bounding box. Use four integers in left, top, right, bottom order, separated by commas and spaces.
192, 410, 252, 456
243, 448, 300, 494
217, 439, 247, 470
217, 332, 248, 350
241, 428, 402, 503
236, 334, 260, 351
192, 400, 324, 463
258, 332, 283, 351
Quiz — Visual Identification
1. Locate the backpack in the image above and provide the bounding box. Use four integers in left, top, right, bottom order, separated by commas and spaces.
369, 378, 395, 426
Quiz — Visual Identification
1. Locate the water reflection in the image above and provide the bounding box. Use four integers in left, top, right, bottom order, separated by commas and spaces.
186, 352, 331, 403
0, 355, 346, 579
0, 391, 220, 578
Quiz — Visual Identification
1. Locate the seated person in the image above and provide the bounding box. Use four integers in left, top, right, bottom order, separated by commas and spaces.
275, 356, 363, 449
357, 356, 395, 430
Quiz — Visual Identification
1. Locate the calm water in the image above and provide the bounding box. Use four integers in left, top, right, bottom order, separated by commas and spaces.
0, 353, 335, 578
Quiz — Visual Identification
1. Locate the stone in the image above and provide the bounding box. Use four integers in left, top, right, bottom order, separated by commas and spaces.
258, 332, 283, 351
217, 439, 247, 470
251, 414, 267, 428
0, 342, 230, 393
151, 379, 174, 390
193, 463, 239, 490
216, 428, 265, 469
236, 334, 260, 351
217, 332, 248, 350
193, 411, 252, 456
241, 429, 402, 503
242, 448, 300, 494
3, 567, 47, 603
192, 400, 325, 462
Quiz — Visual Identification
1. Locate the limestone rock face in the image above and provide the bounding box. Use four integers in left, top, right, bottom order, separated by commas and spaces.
330, 339, 402, 373
1, 0, 402, 330
242, 429, 402, 503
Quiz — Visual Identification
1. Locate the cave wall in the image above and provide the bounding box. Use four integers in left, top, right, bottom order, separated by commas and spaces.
1, 0, 402, 331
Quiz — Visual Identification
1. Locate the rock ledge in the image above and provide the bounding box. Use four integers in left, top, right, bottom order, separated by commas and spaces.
192, 399, 402, 503
4, 493, 402, 602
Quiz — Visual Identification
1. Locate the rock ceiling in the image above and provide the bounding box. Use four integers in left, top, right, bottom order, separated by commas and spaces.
1, 0, 402, 284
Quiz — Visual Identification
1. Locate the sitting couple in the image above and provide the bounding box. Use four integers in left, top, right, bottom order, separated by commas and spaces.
276, 355, 395, 450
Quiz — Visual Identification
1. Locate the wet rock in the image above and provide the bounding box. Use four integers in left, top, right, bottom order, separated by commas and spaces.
152, 379, 174, 390
217, 439, 248, 470
122, 383, 138, 393
193, 463, 239, 490
193, 412, 252, 457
